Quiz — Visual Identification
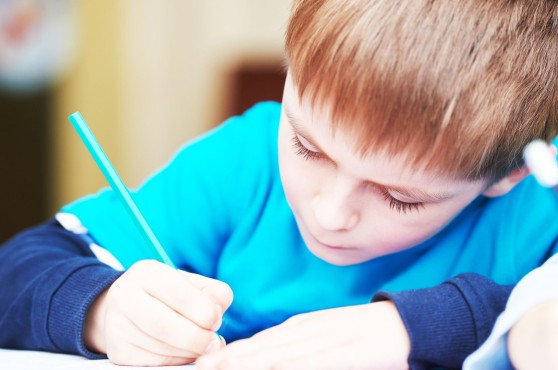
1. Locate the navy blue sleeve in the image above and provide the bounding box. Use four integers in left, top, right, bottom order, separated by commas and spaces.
0, 220, 123, 358
373, 273, 513, 370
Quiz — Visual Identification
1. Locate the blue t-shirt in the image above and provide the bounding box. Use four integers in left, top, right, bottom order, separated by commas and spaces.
62, 101, 558, 342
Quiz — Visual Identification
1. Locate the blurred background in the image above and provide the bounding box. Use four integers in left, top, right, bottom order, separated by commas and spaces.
0, 0, 290, 243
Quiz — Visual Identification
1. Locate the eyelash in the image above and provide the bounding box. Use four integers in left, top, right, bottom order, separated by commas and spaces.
291, 134, 324, 161
380, 189, 424, 214
290, 133, 424, 214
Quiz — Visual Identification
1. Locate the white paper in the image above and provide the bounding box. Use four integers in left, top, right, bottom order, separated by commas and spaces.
0, 349, 195, 369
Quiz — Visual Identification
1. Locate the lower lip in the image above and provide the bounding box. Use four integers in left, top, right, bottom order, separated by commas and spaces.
321, 243, 348, 250
300, 219, 356, 252
311, 234, 353, 251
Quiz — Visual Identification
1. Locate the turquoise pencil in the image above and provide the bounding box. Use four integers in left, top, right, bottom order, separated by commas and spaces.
68, 112, 176, 268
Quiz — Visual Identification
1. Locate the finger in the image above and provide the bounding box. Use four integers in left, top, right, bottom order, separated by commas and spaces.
105, 316, 195, 366
127, 288, 218, 355
197, 338, 346, 370
109, 341, 195, 367
128, 342, 197, 366
108, 316, 222, 365
262, 341, 381, 370
180, 270, 234, 310
131, 318, 226, 358
195, 313, 342, 370
196, 332, 328, 370
128, 318, 203, 359
132, 260, 222, 331
199, 315, 312, 359
265, 347, 351, 370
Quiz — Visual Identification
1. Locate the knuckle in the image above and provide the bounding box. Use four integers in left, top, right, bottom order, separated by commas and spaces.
206, 281, 234, 308
130, 259, 158, 272
149, 320, 175, 340
181, 331, 214, 355
281, 312, 310, 328
106, 343, 133, 366
198, 306, 220, 329
285, 313, 305, 324
219, 283, 234, 305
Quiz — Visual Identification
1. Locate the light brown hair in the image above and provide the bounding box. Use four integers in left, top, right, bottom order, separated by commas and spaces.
285, 0, 558, 182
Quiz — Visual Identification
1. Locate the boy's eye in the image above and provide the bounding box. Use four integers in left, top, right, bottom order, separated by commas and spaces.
291, 134, 324, 161
380, 189, 424, 214
290, 131, 424, 214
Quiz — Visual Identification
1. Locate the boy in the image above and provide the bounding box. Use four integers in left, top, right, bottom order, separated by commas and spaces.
1, 0, 558, 369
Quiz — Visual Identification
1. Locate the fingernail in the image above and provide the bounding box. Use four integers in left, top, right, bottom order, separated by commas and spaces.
212, 304, 222, 331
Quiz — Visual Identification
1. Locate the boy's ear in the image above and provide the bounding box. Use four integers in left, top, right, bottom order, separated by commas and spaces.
482, 166, 530, 197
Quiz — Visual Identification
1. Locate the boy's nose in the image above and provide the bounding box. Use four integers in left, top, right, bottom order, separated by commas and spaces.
311, 182, 359, 231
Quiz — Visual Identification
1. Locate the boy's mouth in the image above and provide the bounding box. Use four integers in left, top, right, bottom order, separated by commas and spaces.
295, 214, 359, 254
309, 231, 355, 252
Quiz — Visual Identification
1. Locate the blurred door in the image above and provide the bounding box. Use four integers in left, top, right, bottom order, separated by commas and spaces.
228, 62, 286, 117
0, 89, 50, 243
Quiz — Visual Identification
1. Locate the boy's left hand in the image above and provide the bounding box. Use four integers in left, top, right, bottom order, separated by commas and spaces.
507, 300, 558, 369
195, 301, 410, 370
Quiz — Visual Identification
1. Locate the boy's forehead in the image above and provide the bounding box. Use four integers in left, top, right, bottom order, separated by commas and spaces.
285, 76, 422, 173
284, 72, 336, 129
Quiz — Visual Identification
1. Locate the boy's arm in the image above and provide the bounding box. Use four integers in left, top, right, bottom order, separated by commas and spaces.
464, 253, 558, 369
195, 273, 510, 370
507, 299, 558, 369
0, 219, 123, 358
373, 273, 513, 369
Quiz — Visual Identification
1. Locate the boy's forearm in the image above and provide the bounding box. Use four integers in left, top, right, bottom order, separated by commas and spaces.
373, 273, 513, 369
0, 220, 122, 358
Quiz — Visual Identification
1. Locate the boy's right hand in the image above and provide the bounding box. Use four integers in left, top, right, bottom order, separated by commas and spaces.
83, 259, 233, 366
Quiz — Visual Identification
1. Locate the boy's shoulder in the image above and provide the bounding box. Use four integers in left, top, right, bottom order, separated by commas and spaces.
226, 101, 282, 146
182, 101, 281, 151
172, 101, 283, 173
481, 172, 557, 233
484, 172, 558, 277
240, 101, 282, 124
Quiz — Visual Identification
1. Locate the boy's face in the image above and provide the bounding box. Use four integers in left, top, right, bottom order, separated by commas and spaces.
278, 72, 489, 266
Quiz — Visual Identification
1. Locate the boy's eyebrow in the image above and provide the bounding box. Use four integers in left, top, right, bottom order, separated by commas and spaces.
284, 105, 455, 202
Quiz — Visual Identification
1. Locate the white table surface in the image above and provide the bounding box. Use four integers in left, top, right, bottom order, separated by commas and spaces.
0, 349, 195, 369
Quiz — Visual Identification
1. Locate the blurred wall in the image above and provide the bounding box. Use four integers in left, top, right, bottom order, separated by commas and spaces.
52, 0, 290, 212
